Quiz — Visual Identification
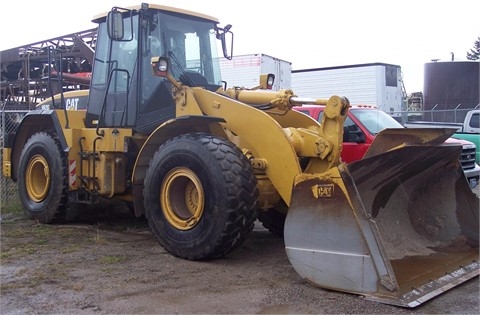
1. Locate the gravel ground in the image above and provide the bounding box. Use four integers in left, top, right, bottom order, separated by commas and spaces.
1, 192, 479, 314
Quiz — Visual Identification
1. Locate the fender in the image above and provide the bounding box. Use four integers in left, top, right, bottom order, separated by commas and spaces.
7, 110, 68, 181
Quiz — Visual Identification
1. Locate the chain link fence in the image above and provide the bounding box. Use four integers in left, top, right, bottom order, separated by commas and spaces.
384, 104, 478, 125
397, 105, 479, 124
1, 105, 478, 213
1, 109, 28, 213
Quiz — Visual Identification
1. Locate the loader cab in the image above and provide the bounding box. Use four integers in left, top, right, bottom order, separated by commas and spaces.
85, 4, 227, 133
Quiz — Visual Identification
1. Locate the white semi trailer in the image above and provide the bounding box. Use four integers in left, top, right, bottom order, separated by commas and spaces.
291, 63, 404, 117
218, 53, 292, 91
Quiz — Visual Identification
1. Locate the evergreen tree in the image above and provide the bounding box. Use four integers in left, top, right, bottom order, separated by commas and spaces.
466, 36, 480, 60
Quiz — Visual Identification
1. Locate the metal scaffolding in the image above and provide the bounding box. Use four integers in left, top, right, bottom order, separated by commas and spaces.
1, 28, 97, 109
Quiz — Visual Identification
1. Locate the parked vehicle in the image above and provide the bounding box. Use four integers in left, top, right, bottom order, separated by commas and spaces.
291, 63, 404, 118
404, 109, 480, 163
294, 104, 480, 188
218, 53, 291, 91
462, 109, 480, 133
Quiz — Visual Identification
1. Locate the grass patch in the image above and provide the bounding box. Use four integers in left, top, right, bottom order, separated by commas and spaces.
99, 255, 128, 265
32, 238, 48, 245
0, 243, 42, 261
61, 244, 82, 253
0, 198, 23, 216
1, 223, 55, 238
1, 264, 70, 292
0, 281, 25, 291
0, 249, 18, 260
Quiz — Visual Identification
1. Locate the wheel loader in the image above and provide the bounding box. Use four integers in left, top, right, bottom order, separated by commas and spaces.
2, 3, 478, 308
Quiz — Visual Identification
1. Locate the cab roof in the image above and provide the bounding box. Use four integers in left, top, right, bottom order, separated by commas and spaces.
92, 3, 219, 24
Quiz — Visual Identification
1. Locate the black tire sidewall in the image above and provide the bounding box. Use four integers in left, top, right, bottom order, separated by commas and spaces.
145, 137, 231, 257
18, 132, 67, 223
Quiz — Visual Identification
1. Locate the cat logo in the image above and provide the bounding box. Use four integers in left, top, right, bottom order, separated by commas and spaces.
311, 184, 334, 198
66, 98, 80, 110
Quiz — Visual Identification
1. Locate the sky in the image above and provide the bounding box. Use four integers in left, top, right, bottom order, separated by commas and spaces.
1, 0, 479, 93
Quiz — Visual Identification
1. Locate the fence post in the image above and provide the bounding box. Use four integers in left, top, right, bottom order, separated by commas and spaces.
454, 104, 462, 123
430, 104, 438, 122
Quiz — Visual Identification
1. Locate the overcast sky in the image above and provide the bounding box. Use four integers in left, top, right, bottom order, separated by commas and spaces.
1, 0, 478, 93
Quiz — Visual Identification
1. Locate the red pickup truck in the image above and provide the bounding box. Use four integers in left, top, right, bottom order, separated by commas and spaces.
293, 105, 480, 188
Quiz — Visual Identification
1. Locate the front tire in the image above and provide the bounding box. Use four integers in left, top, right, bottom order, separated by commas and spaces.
143, 133, 258, 260
17, 132, 68, 223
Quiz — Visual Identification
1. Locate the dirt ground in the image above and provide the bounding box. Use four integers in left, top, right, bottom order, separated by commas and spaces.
1, 200, 479, 315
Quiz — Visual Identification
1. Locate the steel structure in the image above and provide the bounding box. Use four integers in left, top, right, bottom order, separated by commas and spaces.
1, 28, 97, 109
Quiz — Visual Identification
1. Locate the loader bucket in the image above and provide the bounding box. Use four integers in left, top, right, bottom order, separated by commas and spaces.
285, 142, 479, 307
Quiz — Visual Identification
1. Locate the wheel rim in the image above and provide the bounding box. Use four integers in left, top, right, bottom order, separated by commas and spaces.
25, 154, 50, 202
160, 167, 205, 230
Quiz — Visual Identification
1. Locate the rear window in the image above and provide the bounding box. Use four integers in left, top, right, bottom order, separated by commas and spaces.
468, 112, 479, 129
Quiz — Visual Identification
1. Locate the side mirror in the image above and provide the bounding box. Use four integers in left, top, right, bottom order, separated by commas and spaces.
107, 9, 124, 40
217, 24, 233, 60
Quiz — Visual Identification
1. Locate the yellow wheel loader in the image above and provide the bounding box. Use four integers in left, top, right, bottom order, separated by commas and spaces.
2, 3, 478, 308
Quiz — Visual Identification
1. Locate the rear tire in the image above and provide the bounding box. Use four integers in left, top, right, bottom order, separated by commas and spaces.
17, 132, 68, 223
257, 201, 288, 237
143, 133, 258, 260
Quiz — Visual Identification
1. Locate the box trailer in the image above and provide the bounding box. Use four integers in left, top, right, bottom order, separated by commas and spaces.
291, 63, 404, 117
218, 53, 292, 91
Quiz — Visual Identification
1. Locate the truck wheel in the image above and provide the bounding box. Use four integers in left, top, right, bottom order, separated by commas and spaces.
143, 133, 258, 260
257, 201, 287, 237
17, 132, 68, 223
